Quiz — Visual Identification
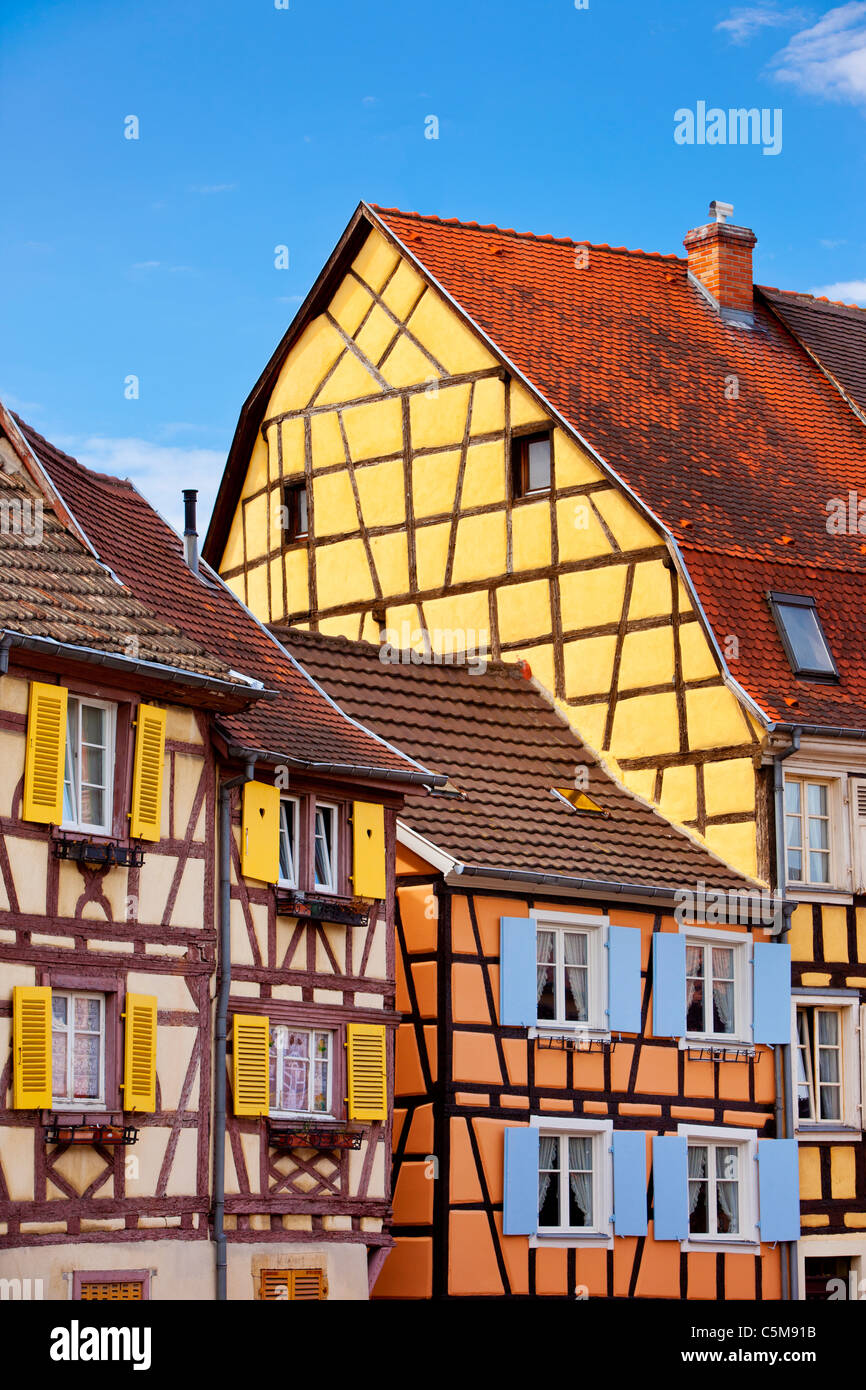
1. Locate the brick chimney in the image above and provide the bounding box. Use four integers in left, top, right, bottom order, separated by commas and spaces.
683, 201, 756, 318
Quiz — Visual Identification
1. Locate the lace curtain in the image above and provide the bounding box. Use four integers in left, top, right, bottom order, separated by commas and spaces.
538, 1135, 558, 1215
687, 1144, 706, 1214
563, 933, 588, 1021
537, 931, 554, 1004
715, 1147, 739, 1232
568, 1137, 593, 1225
686, 945, 703, 1019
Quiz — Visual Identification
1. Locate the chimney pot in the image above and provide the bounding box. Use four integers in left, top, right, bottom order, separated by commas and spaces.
182, 488, 200, 575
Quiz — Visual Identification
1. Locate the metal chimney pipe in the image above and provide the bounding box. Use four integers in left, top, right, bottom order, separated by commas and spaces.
183, 488, 199, 575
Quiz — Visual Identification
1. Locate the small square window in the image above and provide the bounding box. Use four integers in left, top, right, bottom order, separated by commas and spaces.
769, 593, 837, 678
282, 482, 308, 542
511, 431, 552, 498
63, 698, 115, 834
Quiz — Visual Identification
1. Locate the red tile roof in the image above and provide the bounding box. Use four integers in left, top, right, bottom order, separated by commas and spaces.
277, 626, 754, 895
18, 419, 431, 783
371, 206, 866, 731
763, 288, 866, 416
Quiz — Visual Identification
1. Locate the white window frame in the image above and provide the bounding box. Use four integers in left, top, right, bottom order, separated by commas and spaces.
680, 924, 752, 1046
269, 1025, 334, 1119
278, 797, 300, 890
784, 774, 837, 890
529, 1114, 613, 1248
529, 909, 608, 1035
51, 989, 106, 1109
313, 802, 338, 894
779, 769, 850, 898
62, 697, 116, 836
677, 1123, 759, 1254
792, 992, 863, 1138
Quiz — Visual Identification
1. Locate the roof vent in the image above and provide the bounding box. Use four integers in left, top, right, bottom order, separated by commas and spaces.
183, 489, 199, 575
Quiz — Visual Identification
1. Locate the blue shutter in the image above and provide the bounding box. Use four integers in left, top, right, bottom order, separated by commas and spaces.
652, 1135, 689, 1240
607, 924, 642, 1033
652, 933, 686, 1037
758, 1139, 800, 1242
499, 916, 537, 1027
753, 941, 792, 1045
612, 1130, 648, 1236
503, 1126, 540, 1235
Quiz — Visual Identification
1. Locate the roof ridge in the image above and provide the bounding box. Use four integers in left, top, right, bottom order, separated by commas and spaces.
760, 284, 866, 317
15, 417, 137, 493
370, 204, 684, 264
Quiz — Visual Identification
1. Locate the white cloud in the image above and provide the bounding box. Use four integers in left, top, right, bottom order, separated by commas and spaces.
189, 183, 237, 195
57, 435, 226, 536
716, 4, 808, 44
770, 2, 866, 99
820, 237, 848, 247
808, 278, 866, 303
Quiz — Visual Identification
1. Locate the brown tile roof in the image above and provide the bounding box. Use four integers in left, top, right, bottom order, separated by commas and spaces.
762, 288, 866, 417
0, 456, 233, 684
14, 418, 431, 782
276, 626, 754, 895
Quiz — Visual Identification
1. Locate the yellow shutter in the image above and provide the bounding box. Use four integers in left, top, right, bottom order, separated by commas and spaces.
129, 704, 166, 841
12, 985, 52, 1109
80, 1281, 144, 1301
22, 682, 68, 824
233, 1014, 270, 1116
122, 993, 157, 1112
241, 782, 280, 883
260, 1269, 327, 1300
346, 1022, 387, 1122
351, 800, 387, 899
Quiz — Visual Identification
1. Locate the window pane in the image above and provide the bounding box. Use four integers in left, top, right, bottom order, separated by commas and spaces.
80, 787, 105, 827
686, 945, 704, 1032
75, 997, 101, 1032
806, 783, 828, 818
712, 981, 735, 1034
52, 996, 68, 1027
538, 1136, 559, 1227
527, 438, 551, 491
81, 705, 105, 746
52, 1031, 68, 1097
808, 850, 830, 884
568, 1138, 593, 1228
784, 781, 801, 815
689, 1180, 709, 1233
817, 1046, 840, 1085
72, 1032, 100, 1098
819, 1086, 841, 1121
563, 933, 588, 1023
817, 1012, 839, 1046
313, 1032, 330, 1112
279, 802, 296, 884
796, 1011, 815, 1120
314, 808, 334, 888
536, 930, 556, 1020
776, 602, 835, 674
786, 847, 803, 881
298, 489, 308, 534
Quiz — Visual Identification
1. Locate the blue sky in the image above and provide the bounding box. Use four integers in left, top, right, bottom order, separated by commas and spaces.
2, 0, 864, 533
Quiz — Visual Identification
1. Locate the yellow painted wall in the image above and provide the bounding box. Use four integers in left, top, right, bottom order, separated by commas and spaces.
219, 227, 764, 877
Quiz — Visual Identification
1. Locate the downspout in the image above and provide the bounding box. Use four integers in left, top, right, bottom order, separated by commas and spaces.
214, 759, 256, 1300
772, 727, 801, 1301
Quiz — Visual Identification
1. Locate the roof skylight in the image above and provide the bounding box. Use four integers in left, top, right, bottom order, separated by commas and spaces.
769, 593, 837, 679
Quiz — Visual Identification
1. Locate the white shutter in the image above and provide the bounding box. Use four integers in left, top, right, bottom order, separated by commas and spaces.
849, 779, 866, 893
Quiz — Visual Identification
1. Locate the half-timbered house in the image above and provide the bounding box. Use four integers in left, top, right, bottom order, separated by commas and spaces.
264, 629, 796, 1300
203, 200, 866, 1297
0, 404, 438, 1300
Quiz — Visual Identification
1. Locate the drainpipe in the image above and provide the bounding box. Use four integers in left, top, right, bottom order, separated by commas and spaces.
772, 727, 801, 1302
214, 760, 256, 1300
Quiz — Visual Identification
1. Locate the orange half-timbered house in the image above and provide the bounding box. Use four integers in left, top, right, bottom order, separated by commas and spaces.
274, 630, 797, 1301
0, 407, 440, 1300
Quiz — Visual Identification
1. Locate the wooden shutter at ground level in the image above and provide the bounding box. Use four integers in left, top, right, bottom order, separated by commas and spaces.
12, 985, 52, 1109
260, 1269, 327, 1300
80, 1281, 144, 1300
23, 681, 67, 824
346, 1022, 387, 1121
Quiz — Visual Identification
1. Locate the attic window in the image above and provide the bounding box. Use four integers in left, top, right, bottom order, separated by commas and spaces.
282, 482, 308, 543
769, 593, 837, 680
511, 431, 552, 498
552, 787, 607, 816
